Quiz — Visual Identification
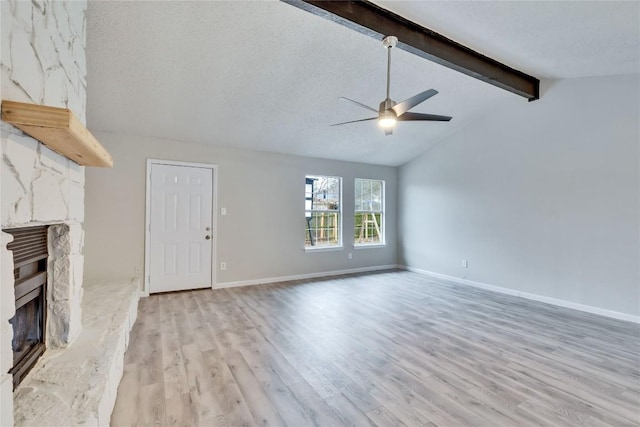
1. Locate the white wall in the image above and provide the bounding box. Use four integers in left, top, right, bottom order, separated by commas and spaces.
399, 74, 639, 317
84, 132, 397, 286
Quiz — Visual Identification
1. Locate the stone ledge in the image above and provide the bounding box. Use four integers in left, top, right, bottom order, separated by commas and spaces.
13, 278, 140, 427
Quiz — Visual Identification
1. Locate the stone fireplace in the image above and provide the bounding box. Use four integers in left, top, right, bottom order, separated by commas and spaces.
1, 0, 89, 424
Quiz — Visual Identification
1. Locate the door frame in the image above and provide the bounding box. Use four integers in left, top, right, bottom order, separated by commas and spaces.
144, 159, 218, 296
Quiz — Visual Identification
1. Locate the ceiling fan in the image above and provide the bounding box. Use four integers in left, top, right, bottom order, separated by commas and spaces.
332, 36, 452, 136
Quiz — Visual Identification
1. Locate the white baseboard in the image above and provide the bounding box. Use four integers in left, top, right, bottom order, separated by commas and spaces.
401, 266, 640, 324
215, 264, 400, 289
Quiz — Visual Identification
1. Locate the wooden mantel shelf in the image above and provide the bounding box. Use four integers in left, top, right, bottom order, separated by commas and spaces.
1, 100, 113, 167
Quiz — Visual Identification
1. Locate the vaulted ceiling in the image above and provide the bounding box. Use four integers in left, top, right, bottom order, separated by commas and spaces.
86, 1, 639, 166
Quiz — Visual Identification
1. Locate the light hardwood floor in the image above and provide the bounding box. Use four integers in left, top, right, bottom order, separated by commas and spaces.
111, 270, 640, 426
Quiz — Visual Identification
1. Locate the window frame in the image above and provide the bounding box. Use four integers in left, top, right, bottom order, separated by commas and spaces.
354, 178, 385, 247
304, 175, 343, 251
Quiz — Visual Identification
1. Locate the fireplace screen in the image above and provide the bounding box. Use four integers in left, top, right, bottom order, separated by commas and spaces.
5, 226, 48, 389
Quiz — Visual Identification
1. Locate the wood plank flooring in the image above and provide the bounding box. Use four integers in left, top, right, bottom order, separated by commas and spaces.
111, 270, 640, 426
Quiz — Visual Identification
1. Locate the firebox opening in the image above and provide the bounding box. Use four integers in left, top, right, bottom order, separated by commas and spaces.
5, 226, 49, 389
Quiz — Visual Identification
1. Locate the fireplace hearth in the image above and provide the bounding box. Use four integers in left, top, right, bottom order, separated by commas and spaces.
5, 226, 49, 389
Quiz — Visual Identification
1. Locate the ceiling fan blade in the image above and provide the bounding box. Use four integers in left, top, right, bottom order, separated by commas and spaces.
331, 117, 378, 126
391, 89, 439, 116
397, 112, 452, 122
339, 97, 379, 113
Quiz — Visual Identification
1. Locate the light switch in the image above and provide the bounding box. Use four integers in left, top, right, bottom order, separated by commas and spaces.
221, 207, 227, 216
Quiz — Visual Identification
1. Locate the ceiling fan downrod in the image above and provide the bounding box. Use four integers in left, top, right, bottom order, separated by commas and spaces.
382, 36, 398, 109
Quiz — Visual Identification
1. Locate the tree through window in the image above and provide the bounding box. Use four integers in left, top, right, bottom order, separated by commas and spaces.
355, 178, 384, 245
305, 175, 341, 248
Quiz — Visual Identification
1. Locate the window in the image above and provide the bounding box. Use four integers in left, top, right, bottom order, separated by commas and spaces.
354, 178, 384, 245
305, 175, 341, 248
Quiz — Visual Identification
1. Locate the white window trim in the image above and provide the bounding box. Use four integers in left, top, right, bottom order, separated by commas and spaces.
353, 244, 386, 250
305, 175, 343, 250
304, 245, 344, 253
354, 178, 385, 247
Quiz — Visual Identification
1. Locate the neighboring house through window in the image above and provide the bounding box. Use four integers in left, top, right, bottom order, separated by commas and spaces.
355, 178, 384, 245
305, 175, 342, 248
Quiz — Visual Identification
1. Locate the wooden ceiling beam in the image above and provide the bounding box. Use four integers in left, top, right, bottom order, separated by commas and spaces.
284, 0, 540, 101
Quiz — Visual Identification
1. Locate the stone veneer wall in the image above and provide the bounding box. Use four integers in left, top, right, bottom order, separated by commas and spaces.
0, 1, 88, 426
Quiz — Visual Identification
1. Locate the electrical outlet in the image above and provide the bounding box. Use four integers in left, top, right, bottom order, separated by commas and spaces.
220, 262, 227, 271
348, 252, 353, 259
462, 259, 469, 268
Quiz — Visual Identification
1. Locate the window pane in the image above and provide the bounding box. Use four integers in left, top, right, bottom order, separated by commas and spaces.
363, 180, 372, 210
354, 212, 383, 244
308, 176, 340, 211
306, 175, 341, 247
354, 178, 384, 245
372, 180, 381, 199
354, 179, 363, 211
305, 212, 340, 247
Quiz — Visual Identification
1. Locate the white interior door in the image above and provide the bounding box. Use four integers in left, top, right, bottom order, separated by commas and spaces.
149, 163, 213, 293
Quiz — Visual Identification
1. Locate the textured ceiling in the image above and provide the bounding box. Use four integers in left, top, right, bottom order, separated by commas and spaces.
373, 0, 640, 80
86, 1, 639, 167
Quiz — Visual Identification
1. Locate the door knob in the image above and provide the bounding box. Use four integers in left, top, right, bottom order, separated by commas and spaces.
205, 235, 211, 240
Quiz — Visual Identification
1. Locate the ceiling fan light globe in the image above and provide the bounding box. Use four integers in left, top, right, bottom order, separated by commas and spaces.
379, 117, 397, 129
